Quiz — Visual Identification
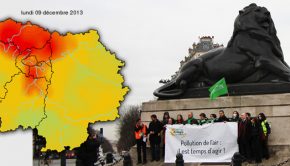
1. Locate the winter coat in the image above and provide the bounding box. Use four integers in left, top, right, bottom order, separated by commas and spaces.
217, 116, 230, 122
148, 120, 163, 144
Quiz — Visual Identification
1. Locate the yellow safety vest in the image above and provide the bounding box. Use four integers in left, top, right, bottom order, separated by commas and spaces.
261, 120, 268, 135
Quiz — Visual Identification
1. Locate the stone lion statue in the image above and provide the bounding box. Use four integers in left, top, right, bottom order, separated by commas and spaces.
154, 3, 290, 98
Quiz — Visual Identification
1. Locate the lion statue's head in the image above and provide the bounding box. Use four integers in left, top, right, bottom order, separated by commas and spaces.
235, 3, 275, 34
228, 3, 283, 59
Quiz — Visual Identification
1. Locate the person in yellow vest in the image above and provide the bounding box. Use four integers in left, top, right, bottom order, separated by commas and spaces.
258, 113, 271, 159
135, 118, 148, 164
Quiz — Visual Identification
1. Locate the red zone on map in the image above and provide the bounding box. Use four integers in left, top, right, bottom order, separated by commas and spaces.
0, 19, 77, 95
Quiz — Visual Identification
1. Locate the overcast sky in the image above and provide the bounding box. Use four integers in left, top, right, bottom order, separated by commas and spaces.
1, 1, 290, 162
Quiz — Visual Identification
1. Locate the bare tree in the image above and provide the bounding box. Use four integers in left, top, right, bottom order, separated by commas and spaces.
117, 105, 141, 152
101, 137, 114, 153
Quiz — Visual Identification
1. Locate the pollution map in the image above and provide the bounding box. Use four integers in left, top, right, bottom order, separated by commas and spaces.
0, 18, 128, 151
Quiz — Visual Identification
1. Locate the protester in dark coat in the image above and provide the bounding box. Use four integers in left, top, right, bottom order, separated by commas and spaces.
148, 114, 163, 161
185, 112, 198, 125
249, 118, 263, 163
246, 112, 251, 120
176, 114, 184, 124
217, 110, 230, 122
238, 113, 252, 160
135, 118, 147, 164
230, 111, 241, 122
258, 113, 270, 159
76, 127, 100, 166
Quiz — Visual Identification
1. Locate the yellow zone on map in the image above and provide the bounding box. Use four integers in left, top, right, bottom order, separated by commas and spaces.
38, 31, 128, 150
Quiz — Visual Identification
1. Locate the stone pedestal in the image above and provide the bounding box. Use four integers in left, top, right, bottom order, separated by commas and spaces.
141, 93, 290, 165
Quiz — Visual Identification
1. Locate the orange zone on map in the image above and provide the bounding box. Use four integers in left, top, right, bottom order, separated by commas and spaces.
0, 19, 77, 96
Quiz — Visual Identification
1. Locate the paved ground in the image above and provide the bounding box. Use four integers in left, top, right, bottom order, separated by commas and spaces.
33, 158, 122, 166
33, 150, 287, 166
119, 148, 283, 166
33, 159, 76, 166
32, 158, 279, 166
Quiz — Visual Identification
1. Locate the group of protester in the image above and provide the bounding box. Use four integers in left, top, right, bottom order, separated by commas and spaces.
134, 110, 271, 164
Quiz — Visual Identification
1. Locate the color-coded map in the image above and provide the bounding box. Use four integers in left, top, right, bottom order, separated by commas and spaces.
0, 19, 128, 151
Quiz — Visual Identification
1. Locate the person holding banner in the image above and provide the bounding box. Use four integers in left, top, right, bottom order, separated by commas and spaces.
135, 118, 148, 164
162, 112, 171, 125
161, 112, 170, 158
198, 113, 209, 125
238, 113, 252, 160
185, 112, 198, 125
168, 118, 174, 125
230, 111, 241, 122
209, 113, 218, 122
148, 114, 163, 161
246, 112, 252, 120
176, 114, 184, 124
162, 118, 174, 158
217, 110, 230, 122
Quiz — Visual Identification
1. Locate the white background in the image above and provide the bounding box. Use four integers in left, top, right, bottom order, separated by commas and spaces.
0, 0, 290, 165
0, 129, 32, 165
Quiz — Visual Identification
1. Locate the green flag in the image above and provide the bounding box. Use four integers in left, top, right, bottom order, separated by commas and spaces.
209, 77, 228, 100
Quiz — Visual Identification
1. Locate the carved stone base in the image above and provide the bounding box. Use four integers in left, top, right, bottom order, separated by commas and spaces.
158, 82, 290, 100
